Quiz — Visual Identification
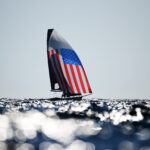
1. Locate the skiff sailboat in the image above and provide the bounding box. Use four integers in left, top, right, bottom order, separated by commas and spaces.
47, 29, 92, 100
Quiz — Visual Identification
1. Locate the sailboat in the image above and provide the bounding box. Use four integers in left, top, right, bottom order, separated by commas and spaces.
47, 29, 92, 100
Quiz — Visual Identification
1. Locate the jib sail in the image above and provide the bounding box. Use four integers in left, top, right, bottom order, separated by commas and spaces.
47, 29, 92, 96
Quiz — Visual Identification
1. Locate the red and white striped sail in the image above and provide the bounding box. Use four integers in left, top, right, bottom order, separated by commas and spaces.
47, 29, 92, 96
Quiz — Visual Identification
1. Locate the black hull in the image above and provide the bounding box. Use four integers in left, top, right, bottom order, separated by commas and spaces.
48, 96, 82, 101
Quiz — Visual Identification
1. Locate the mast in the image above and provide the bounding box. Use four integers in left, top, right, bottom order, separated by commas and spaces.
47, 29, 92, 97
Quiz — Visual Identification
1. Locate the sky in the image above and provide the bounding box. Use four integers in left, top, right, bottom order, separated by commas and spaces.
0, 0, 150, 99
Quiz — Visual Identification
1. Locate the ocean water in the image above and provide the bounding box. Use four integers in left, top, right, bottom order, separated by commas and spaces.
0, 98, 150, 150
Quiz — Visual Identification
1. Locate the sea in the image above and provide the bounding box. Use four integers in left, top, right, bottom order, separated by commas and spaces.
0, 98, 150, 150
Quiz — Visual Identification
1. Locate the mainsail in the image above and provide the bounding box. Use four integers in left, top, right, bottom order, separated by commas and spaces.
47, 29, 92, 97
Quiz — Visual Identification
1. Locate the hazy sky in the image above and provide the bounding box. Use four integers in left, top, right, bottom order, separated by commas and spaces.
0, 0, 150, 99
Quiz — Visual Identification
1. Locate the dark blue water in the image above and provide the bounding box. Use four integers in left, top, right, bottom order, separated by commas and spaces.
0, 98, 150, 150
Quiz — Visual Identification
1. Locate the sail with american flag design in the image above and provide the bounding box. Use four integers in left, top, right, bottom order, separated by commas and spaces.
47, 29, 92, 97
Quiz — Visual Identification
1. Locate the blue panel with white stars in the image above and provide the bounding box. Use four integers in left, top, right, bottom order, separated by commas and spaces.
60, 49, 82, 66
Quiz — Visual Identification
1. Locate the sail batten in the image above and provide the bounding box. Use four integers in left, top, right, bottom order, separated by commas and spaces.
47, 29, 92, 96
